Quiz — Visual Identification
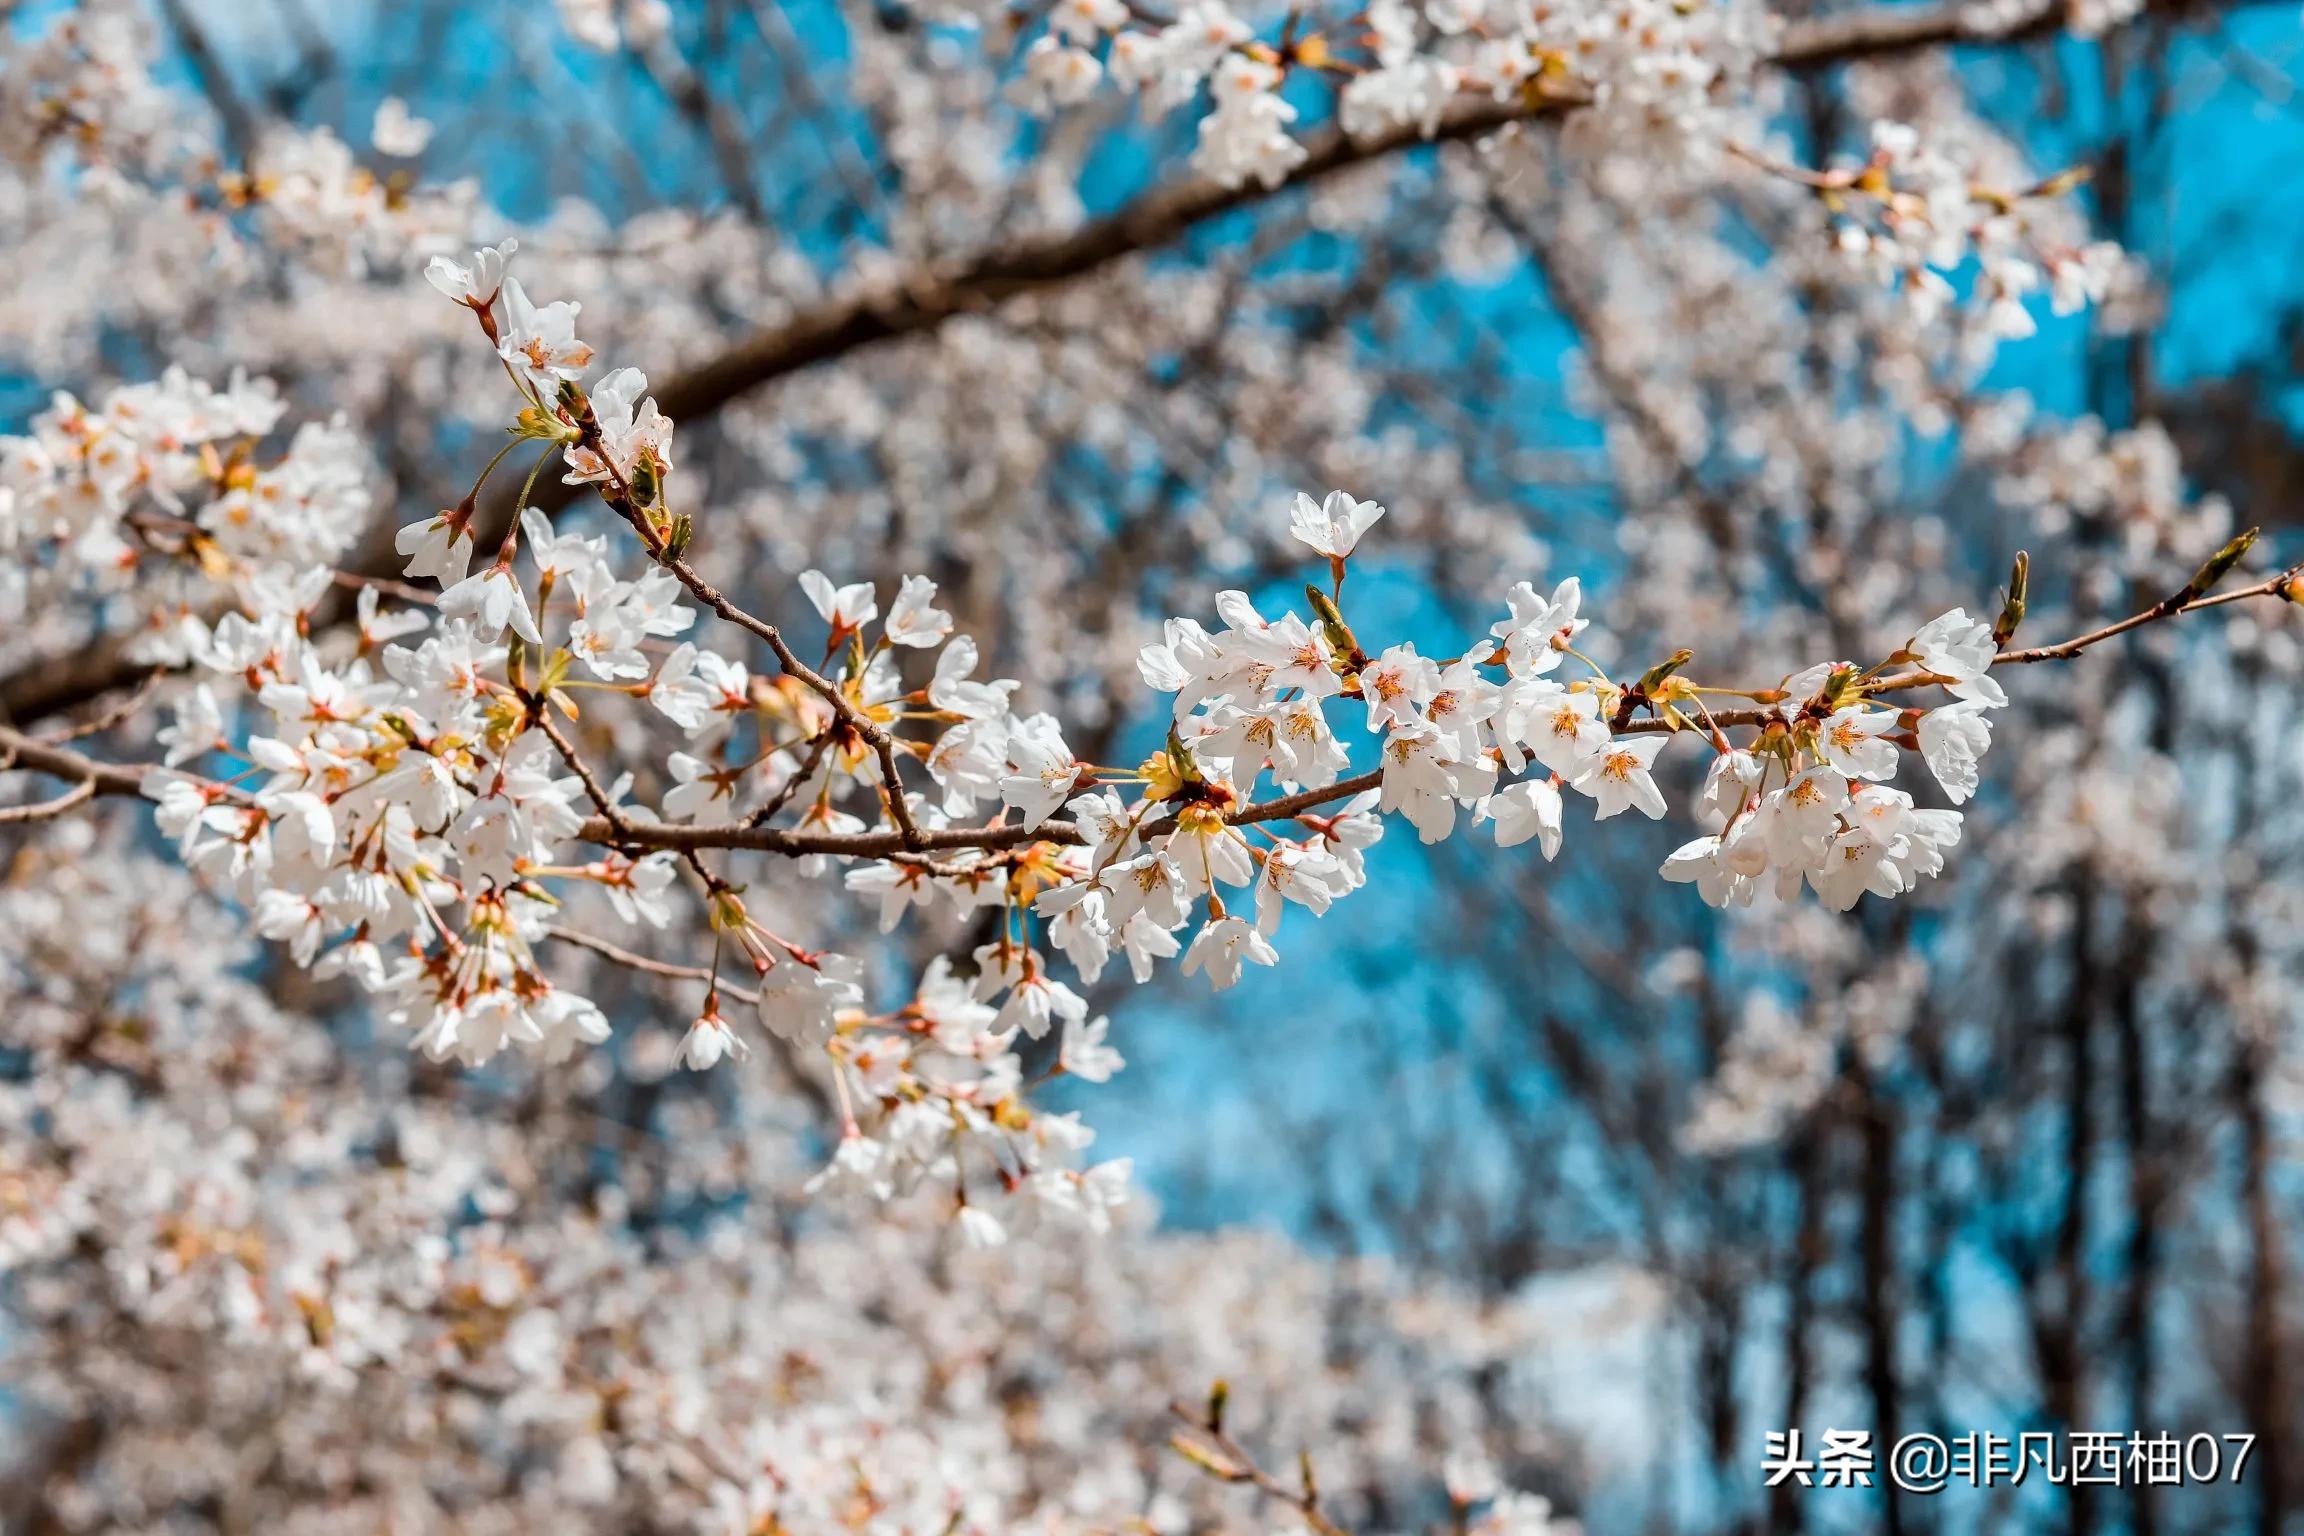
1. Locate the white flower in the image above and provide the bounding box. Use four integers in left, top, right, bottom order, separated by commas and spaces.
1340, 56, 1458, 139
1011, 37, 1103, 112
1066, 789, 1140, 866
1917, 701, 1993, 804
496, 278, 593, 396
371, 96, 434, 157
1479, 778, 1563, 858
1763, 764, 1847, 865
1475, 1491, 1572, 1536
1815, 705, 1899, 781
1031, 1158, 1133, 1234
650, 643, 749, 734
1250, 844, 1351, 934
560, 367, 673, 488
1490, 577, 1585, 676
424, 239, 517, 308
1357, 643, 1439, 732
807, 1131, 893, 1201
1059, 1014, 1125, 1082
437, 563, 544, 645
1846, 782, 1913, 848
1378, 723, 1470, 843
556, 0, 622, 50
1909, 607, 2006, 706
1513, 683, 1609, 776
883, 574, 952, 647
2051, 241, 2124, 316
1443, 1453, 1501, 1508
1891, 806, 1965, 887
1568, 735, 1668, 820
1098, 851, 1190, 930
1660, 836, 1749, 908
1809, 830, 1892, 911
1286, 489, 1386, 559
395, 510, 478, 586
677, 1005, 750, 1070
929, 637, 1018, 719
1169, 813, 1257, 894
999, 713, 1083, 828
955, 1206, 1008, 1249
663, 751, 734, 822
799, 569, 878, 635
1191, 61, 1307, 189
1118, 909, 1182, 982
757, 954, 863, 1047
1698, 748, 1765, 823
1040, 881, 1112, 979
1227, 612, 1339, 706
1179, 914, 1277, 989
157, 684, 224, 767
1423, 658, 1498, 761
1003, 969, 1092, 1041
356, 584, 428, 650
1050, 0, 1128, 41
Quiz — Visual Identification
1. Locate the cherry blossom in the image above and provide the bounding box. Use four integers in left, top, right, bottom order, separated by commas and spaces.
0, 3, 2291, 1523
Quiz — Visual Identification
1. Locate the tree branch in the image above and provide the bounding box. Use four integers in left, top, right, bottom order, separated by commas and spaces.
565, 0, 2252, 502
8, 556, 2296, 861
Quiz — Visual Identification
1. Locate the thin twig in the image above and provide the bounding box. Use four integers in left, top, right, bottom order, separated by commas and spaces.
0, 776, 95, 825
543, 924, 760, 1007
567, 403, 932, 853
12, 558, 2297, 865
1168, 1399, 1353, 1536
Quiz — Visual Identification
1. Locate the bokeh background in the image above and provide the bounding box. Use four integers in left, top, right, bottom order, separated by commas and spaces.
5, 0, 2304, 1531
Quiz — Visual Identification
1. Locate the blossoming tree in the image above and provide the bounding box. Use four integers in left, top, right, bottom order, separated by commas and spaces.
1, 0, 2297, 1529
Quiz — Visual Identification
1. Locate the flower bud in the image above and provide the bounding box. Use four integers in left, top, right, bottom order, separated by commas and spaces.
2179, 527, 2258, 605
1304, 584, 1360, 662
1993, 550, 2028, 648
1636, 648, 1694, 695
1163, 723, 1205, 787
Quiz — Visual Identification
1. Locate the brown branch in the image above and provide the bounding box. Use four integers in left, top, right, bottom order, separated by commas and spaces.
0, 775, 96, 825
577, 765, 1389, 857
613, 0, 2245, 459
533, 707, 645, 845
655, 545, 931, 850
540, 923, 839, 1122
565, 400, 933, 853
543, 923, 760, 1006
1860, 562, 2300, 693
0, 727, 152, 803
1168, 1398, 1353, 1536
11, 554, 2297, 860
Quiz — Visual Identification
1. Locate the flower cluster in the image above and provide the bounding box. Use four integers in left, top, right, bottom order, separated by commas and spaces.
1006, 490, 2015, 1007
0, 0, 175, 174
116, 247, 1154, 1243
1810, 120, 2126, 335
966, 0, 1774, 189
1655, 608, 2008, 912
0, 825, 1592, 1535
0, 367, 372, 662
0, 0, 2294, 1527
555, 0, 674, 52
2, 238, 2267, 1244
225, 121, 477, 274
